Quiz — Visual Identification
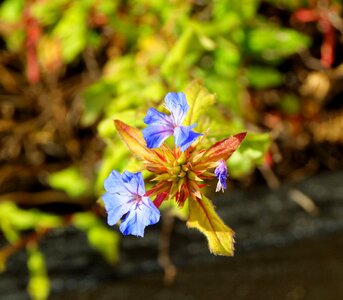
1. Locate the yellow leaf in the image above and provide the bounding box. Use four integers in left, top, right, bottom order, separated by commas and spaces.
187, 196, 234, 256
114, 120, 155, 162
184, 80, 216, 125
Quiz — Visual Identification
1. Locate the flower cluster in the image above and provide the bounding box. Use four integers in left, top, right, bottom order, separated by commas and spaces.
103, 90, 246, 255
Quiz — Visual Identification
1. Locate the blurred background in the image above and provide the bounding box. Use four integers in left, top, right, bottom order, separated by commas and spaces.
1, 0, 343, 299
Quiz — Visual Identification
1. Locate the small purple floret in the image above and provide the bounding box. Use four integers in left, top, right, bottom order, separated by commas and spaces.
214, 159, 228, 193
103, 170, 160, 237
143, 92, 202, 151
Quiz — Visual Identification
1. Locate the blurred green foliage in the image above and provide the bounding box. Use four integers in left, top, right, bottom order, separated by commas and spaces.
0, 202, 62, 242
48, 167, 89, 198
27, 244, 50, 300
0, 0, 316, 298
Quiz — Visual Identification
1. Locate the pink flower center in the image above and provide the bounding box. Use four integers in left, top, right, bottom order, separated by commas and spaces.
134, 194, 142, 203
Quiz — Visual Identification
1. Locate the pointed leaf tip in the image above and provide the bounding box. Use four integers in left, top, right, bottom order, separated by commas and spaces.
187, 196, 234, 256
204, 131, 247, 163
114, 119, 154, 162
234, 132, 247, 142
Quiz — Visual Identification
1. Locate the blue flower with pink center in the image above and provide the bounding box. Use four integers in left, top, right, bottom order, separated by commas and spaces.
143, 92, 202, 151
102, 170, 160, 237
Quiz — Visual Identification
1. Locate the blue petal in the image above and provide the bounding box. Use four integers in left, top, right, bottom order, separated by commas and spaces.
120, 210, 146, 237
221, 176, 227, 189
144, 108, 172, 126
174, 125, 203, 151
165, 92, 189, 125
104, 170, 129, 195
122, 171, 145, 196
119, 199, 160, 237
141, 197, 160, 224
102, 192, 134, 226
142, 125, 173, 148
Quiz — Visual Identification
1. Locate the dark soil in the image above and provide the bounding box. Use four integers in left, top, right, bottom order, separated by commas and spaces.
1, 170, 343, 299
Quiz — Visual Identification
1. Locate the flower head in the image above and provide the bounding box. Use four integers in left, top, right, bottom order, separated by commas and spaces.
115, 119, 246, 206
143, 92, 202, 151
144, 133, 245, 207
214, 159, 228, 192
111, 82, 247, 256
103, 170, 160, 237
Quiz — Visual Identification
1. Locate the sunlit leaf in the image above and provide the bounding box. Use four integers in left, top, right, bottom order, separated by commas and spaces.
81, 80, 116, 126
27, 244, 50, 300
72, 211, 99, 229
0, 0, 23, 22
88, 225, 120, 264
187, 196, 234, 256
0, 0, 24, 50
31, 0, 69, 25
184, 80, 216, 125
52, 2, 88, 62
214, 39, 241, 76
94, 144, 128, 192
48, 167, 89, 198
213, 0, 258, 21
0, 202, 62, 231
161, 27, 194, 78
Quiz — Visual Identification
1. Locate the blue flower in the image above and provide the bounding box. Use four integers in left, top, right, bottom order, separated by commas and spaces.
103, 170, 160, 237
214, 160, 228, 192
143, 92, 202, 151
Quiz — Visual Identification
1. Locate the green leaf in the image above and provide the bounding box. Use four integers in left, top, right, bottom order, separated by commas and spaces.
27, 245, 50, 300
246, 27, 310, 60
0, 0, 24, 50
31, 0, 69, 25
81, 80, 116, 126
72, 211, 99, 229
214, 39, 241, 76
246, 66, 283, 89
161, 27, 194, 78
0, 0, 23, 22
228, 132, 271, 177
48, 167, 89, 198
184, 81, 216, 126
98, 110, 146, 139
94, 0, 118, 17
52, 2, 88, 62
187, 196, 234, 256
213, 0, 258, 22
94, 144, 128, 192
88, 225, 120, 264
0, 202, 62, 231
228, 150, 254, 177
